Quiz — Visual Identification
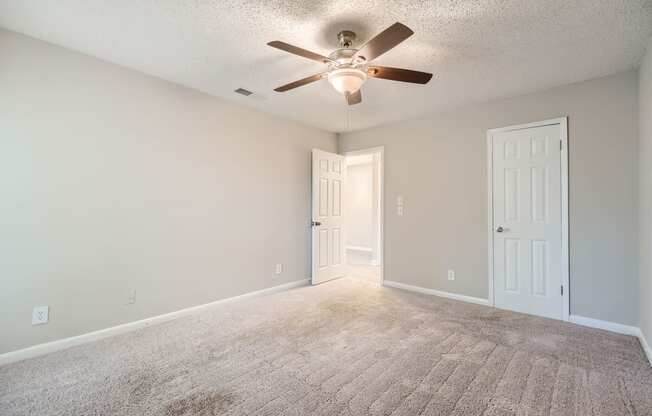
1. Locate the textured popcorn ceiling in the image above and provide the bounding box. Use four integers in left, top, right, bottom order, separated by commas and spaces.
1, 1, 651, 132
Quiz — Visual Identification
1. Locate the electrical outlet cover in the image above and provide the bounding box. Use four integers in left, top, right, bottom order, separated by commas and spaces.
32, 306, 49, 325
127, 289, 136, 305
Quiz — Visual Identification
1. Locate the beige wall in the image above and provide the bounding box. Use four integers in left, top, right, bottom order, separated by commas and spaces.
346, 163, 374, 249
639, 37, 652, 344
0, 30, 336, 354
340, 71, 639, 325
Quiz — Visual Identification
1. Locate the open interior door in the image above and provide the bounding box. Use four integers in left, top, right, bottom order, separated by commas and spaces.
312, 149, 347, 284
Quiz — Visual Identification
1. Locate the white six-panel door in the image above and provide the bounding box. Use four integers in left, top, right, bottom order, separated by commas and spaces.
491, 123, 564, 320
312, 149, 346, 284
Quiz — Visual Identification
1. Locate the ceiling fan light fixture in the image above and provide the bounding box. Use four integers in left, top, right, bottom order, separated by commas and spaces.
327, 68, 367, 95
268, 22, 432, 105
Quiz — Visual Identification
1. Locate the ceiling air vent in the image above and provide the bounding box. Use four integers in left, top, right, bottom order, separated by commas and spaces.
234, 88, 253, 96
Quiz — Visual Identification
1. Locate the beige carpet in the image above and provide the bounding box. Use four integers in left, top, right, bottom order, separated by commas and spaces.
346, 264, 382, 284
1, 278, 651, 415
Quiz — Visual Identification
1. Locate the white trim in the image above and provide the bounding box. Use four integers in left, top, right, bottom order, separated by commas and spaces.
343, 146, 385, 285
559, 118, 570, 321
381, 281, 651, 366
0, 279, 309, 366
486, 117, 570, 321
638, 329, 652, 366
486, 129, 495, 306
568, 315, 639, 336
487, 117, 568, 134
384, 280, 490, 306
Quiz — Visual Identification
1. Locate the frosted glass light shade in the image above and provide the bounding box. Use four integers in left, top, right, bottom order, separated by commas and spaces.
327, 68, 367, 95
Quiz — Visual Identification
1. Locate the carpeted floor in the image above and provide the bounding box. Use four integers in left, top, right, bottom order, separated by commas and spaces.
346, 264, 381, 284
1, 278, 651, 415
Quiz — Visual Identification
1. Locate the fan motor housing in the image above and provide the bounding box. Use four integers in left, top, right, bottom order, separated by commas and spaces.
329, 48, 356, 63
328, 48, 367, 73
337, 30, 356, 48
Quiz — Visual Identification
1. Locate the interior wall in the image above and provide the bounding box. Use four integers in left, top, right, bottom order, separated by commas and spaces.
340, 70, 639, 326
639, 37, 652, 345
345, 153, 382, 266
0, 30, 337, 354
346, 163, 375, 251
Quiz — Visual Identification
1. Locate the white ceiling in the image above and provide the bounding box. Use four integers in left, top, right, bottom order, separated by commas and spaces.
1, 1, 651, 133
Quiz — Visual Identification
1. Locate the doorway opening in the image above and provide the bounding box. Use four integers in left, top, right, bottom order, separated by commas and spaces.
343, 147, 384, 285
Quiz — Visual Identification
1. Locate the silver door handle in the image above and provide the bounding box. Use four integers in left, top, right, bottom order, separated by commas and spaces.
496, 226, 505, 233
312, 221, 322, 227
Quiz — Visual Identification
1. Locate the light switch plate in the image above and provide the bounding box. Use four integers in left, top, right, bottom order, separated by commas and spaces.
32, 306, 49, 325
448, 270, 455, 281
275, 263, 283, 275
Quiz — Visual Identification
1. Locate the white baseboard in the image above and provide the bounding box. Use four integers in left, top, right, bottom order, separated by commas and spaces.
383, 280, 490, 306
568, 315, 651, 366
568, 315, 640, 336
637, 328, 652, 366
0, 279, 309, 367
4, 278, 650, 368
382, 281, 651, 366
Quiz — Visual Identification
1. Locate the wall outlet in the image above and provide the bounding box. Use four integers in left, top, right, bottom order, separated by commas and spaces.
275, 263, 283, 275
126, 289, 136, 305
32, 306, 49, 325
448, 270, 455, 281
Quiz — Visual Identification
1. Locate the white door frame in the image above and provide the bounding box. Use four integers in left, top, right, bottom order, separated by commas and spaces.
342, 146, 385, 284
486, 117, 569, 321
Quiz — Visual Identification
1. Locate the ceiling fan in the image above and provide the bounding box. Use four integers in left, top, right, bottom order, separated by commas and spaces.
267, 22, 433, 105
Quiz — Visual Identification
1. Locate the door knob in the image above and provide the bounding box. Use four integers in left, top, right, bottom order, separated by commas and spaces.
312, 221, 322, 227
496, 226, 504, 233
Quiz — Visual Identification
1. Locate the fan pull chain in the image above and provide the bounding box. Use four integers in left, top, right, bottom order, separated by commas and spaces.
346, 106, 350, 131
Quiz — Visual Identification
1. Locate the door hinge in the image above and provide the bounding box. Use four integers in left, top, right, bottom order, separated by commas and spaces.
560, 140, 562, 151
561, 285, 564, 296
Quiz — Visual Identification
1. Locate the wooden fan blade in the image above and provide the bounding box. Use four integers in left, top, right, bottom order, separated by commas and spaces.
354, 22, 413, 62
368, 66, 433, 84
346, 89, 362, 105
267, 41, 332, 64
274, 73, 326, 92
